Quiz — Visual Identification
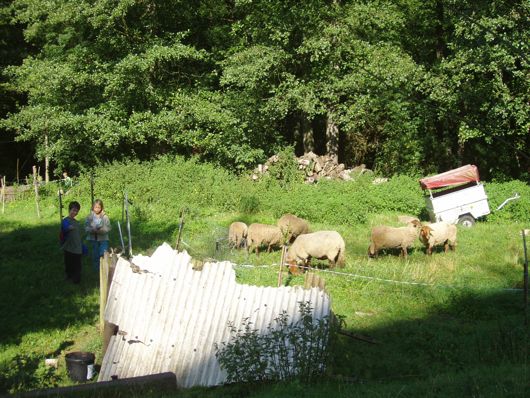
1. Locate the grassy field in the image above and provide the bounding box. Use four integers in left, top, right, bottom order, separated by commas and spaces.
0, 157, 528, 396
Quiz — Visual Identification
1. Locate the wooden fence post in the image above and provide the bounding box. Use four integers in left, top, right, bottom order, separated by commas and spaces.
125, 191, 132, 257
522, 229, 528, 326
1, 176, 5, 214
278, 245, 287, 287
175, 209, 185, 251
101, 251, 118, 357
90, 171, 94, 206
32, 165, 40, 218
100, 252, 110, 333
58, 189, 64, 221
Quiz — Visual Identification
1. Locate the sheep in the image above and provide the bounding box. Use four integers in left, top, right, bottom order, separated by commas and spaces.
286, 231, 345, 273
277, 213, 310, 243
228, 222, 248, 249
397, 215, 421, 225
246, 223, 284, 255
419, 222, 457, 255
368, 220, 422, 258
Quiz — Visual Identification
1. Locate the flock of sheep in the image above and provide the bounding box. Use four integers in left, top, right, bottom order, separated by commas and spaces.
228, 213, 458, 272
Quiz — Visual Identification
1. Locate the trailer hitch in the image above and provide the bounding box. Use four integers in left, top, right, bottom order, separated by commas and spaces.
496, 192, 520, 211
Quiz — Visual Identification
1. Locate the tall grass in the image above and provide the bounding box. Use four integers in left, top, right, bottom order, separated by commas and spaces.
0, 155, 528, 395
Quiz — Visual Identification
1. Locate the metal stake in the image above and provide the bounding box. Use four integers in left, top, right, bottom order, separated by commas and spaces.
125, 191, 132, 257
117, 221, 125, 255
522, 229, 528, 326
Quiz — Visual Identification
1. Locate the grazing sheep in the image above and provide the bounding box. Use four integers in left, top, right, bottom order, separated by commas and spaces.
277, 213, 310, 242
228, 222, 248, 249
368, 220, 422, 258
247, 223, 284, 255
397, 215, 421, 225
286, 231, 346, 273
419, 222, 457, 255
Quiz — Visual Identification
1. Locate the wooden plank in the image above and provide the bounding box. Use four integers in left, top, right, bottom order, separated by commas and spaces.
15, 372, 177, 397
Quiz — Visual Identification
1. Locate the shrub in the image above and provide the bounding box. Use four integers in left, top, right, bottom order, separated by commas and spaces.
51, 157, 527, 228
261, 146, 305, 190
215, 302, 332, 384
484, 181, 530, 223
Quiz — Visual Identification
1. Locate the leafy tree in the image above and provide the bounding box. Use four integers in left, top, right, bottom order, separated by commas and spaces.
2, 0, 262, 174
1, 0, 528, 178
0, 0, 32, 180
419, 0, 530, 179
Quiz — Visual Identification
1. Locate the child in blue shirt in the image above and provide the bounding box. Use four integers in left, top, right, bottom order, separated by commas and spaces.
61, 201, 83, 283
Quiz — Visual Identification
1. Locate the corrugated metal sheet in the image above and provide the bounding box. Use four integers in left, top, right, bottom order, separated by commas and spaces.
98, 243, 331, 388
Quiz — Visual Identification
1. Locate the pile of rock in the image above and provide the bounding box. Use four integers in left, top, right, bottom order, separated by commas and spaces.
251, 151, 376, 184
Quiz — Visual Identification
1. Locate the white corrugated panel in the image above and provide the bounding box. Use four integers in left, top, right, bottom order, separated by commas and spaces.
98, 243, 331, 388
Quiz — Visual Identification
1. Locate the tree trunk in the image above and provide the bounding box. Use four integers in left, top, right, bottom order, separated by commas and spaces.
301, 115, 314, 154
326, 113, 339, 163
435, 0, 446, 60
44, 134, 50, 183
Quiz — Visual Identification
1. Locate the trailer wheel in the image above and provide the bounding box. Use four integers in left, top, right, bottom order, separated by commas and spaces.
458, 214, 475, 227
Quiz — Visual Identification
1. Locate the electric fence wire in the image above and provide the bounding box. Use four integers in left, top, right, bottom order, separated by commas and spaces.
184, 239, 523, 292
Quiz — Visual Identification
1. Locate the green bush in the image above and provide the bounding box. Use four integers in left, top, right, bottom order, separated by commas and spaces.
59, 157, 526, 227
485, 180, 530, 223
215, 302, 332, 384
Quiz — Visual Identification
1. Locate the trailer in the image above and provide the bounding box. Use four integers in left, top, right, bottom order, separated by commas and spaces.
420, 165, 490, 227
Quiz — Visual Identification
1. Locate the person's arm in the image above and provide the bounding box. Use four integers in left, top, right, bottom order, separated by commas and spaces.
85, 214, 95, 233
62, 218, 75, 233
98, 214, 111, 234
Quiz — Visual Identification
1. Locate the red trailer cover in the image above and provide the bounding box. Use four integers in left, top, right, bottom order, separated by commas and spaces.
419, 164, 480, 190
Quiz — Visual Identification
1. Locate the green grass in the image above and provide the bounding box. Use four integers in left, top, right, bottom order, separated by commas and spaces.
0, 157, 528, 396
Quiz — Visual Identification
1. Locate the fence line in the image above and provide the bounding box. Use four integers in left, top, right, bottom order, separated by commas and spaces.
172, 239, 525, 293
227, 261, 524, 292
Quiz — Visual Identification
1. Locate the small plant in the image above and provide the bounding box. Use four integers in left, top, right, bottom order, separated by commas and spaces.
215, 301, 333, 384
239, 194, 260, 214
265, 146, 304, 189
0, 354, 61, 394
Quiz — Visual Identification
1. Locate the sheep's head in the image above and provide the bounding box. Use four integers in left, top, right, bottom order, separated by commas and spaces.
409, 219, 422, 229
419, 225, 433, 242
287, 261, 301, 275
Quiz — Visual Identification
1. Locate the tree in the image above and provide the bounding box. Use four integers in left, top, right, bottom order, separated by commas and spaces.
420, 0, 530, 179
2, 0, 263, 174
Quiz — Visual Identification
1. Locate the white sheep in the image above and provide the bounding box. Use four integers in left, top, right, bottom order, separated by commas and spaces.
277, 213, 310, 242
286, 231, 346, 272
247, 223, 284, 255
368, 220, 422, 258
228, 222, 248, 249
419, 222, 457, 255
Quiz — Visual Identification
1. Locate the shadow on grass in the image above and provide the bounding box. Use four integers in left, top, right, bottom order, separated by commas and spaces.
0, 220, 98, 346
0, 218, 178, 346
329, 288, 528, 385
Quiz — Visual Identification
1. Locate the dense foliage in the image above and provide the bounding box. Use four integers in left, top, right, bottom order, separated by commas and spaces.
0, 0, 529, 180
58, 156, 530, 226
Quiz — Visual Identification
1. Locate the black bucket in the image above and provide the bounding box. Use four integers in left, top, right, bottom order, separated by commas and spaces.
65, 352, 95, 382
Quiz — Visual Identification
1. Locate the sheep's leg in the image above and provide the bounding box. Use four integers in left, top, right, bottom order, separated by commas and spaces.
301, 258, 310, 273
427, 246, 433, 255
444, 242, 449, 252
402, 247, 408, 258
368, 245, 377, 258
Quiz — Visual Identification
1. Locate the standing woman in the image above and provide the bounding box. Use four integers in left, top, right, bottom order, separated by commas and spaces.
85, 199, 111, 271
